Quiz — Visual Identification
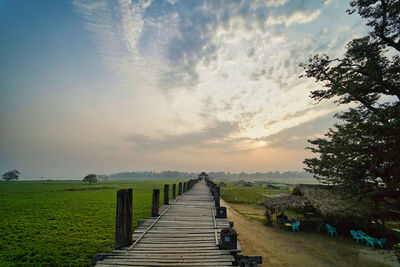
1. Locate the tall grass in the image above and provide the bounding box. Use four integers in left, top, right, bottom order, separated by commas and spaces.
219, 181, 292, 205
0, 180, 181, 266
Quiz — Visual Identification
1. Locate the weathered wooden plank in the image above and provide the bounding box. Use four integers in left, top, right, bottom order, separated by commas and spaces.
100, 255, 234, 261
100, 259, 233, 264
132, 234, 216, 239
95, 181, 238, 267
97, 261, 233, 266
134, 230, 216, 234
112, 252, 232, 257
135, 245, 216, 249
133, 234, 217, 238
99, 259, 234, 265
139, 239, 216, 243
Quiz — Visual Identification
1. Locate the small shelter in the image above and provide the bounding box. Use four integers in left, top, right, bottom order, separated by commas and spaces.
262, 184, 390, 221
198, 172, 208, 180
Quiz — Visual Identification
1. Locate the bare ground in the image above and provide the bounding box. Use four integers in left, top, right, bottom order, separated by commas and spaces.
221, 199, 399, 267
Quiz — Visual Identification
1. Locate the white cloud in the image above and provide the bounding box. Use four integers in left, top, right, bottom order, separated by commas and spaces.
267, 9, 321, 25
73, 0, 367, 153
73, 0, 153, 83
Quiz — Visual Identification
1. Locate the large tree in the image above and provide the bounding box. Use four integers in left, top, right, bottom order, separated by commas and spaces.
301, 0, 400, 207
83, 174, 98, 185
2, 170, 20, 181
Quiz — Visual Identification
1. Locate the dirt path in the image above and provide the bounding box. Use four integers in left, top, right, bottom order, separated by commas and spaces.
221, 199, 399, 267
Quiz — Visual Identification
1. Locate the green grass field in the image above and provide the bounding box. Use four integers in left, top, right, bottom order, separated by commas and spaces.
220, 181, 293, 205
0, 180, 181, 266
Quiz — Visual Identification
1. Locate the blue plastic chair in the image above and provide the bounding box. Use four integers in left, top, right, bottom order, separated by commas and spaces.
357, 230, 368, 243
326, 224, 337, 237
365, 237, 375, 248
375, 238, 387, 249
350, 230, 363, 243
292, 221, 300, 232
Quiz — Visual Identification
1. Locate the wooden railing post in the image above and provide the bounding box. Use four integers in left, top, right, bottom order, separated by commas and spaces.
151, 189, 160, 217
214, 186, 220, 207
115, 188, 132, 249
163, 184, 169, 205
172, 184, 176, 199
178, 182, 182, 195
183, 182, 187, 193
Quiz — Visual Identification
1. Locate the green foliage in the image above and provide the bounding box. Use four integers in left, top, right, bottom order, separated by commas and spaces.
2, 169, 20, 181
0, 179, 180, 266
83, 174, 98, 185
300, 0, 400, 200
220, 182, 292, 205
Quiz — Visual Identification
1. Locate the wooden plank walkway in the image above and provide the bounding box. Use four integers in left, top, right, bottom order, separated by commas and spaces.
94, 181, 239, 266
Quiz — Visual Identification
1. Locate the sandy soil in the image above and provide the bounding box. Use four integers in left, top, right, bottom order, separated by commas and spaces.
221, 199, 399, 267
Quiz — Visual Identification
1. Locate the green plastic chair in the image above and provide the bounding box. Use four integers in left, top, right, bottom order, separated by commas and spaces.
326, 224, 337, 237
292, 221, 300, 232
350, 230, 363, 243
374, 238, 386, 249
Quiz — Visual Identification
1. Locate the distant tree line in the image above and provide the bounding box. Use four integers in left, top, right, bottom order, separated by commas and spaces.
108, 170, 313, 180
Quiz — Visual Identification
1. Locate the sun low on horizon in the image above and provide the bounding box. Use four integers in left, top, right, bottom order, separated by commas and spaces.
0, 0, 367, 179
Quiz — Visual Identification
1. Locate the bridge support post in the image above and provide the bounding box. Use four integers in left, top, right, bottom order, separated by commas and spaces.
115, 189, 132, 249
164, 184, 169, 205
183, 182, 187, 193
216, 206, 227, 218
151, 189, 160, 217
219, 228, 237, 249
172, 184, 176, 199
214, 186, 220, 207
178, 182, 182, 195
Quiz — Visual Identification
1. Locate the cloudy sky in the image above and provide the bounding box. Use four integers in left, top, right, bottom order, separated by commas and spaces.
0, 0, 368, 179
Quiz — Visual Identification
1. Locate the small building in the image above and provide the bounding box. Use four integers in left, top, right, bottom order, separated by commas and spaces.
198, 172, 209, 180
262, 184, 391, 221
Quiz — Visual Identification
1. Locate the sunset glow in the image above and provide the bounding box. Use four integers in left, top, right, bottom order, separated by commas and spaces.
0, 0, 366, 178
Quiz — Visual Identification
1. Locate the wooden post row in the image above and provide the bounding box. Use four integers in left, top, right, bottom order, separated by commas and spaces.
151, 189, 160, 217
172, 184, 176, 199
163, 184, 169, 205
214, 186, 220, 208
115, 189, 132, 249
178, 182, 182, 195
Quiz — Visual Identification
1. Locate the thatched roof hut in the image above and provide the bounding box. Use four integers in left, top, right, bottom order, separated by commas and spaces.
262, 184, 390, 220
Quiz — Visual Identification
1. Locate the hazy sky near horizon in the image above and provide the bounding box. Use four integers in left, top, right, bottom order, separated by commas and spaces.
0, 0, 367, 179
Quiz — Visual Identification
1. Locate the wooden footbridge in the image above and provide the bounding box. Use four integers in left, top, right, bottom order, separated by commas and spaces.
93, 174, 261, 266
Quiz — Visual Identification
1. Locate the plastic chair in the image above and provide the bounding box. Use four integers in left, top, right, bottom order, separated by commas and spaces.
357, 230, 368, 243
326, 224, 337, 237
365, 237, 375, 248
375, 238, 387, 249
350, 230, 363, 243
292, 221, 300, 232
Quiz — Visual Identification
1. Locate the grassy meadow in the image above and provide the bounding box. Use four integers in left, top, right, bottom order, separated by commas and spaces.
0, 179, 180, 266
220, 181, 293, 205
